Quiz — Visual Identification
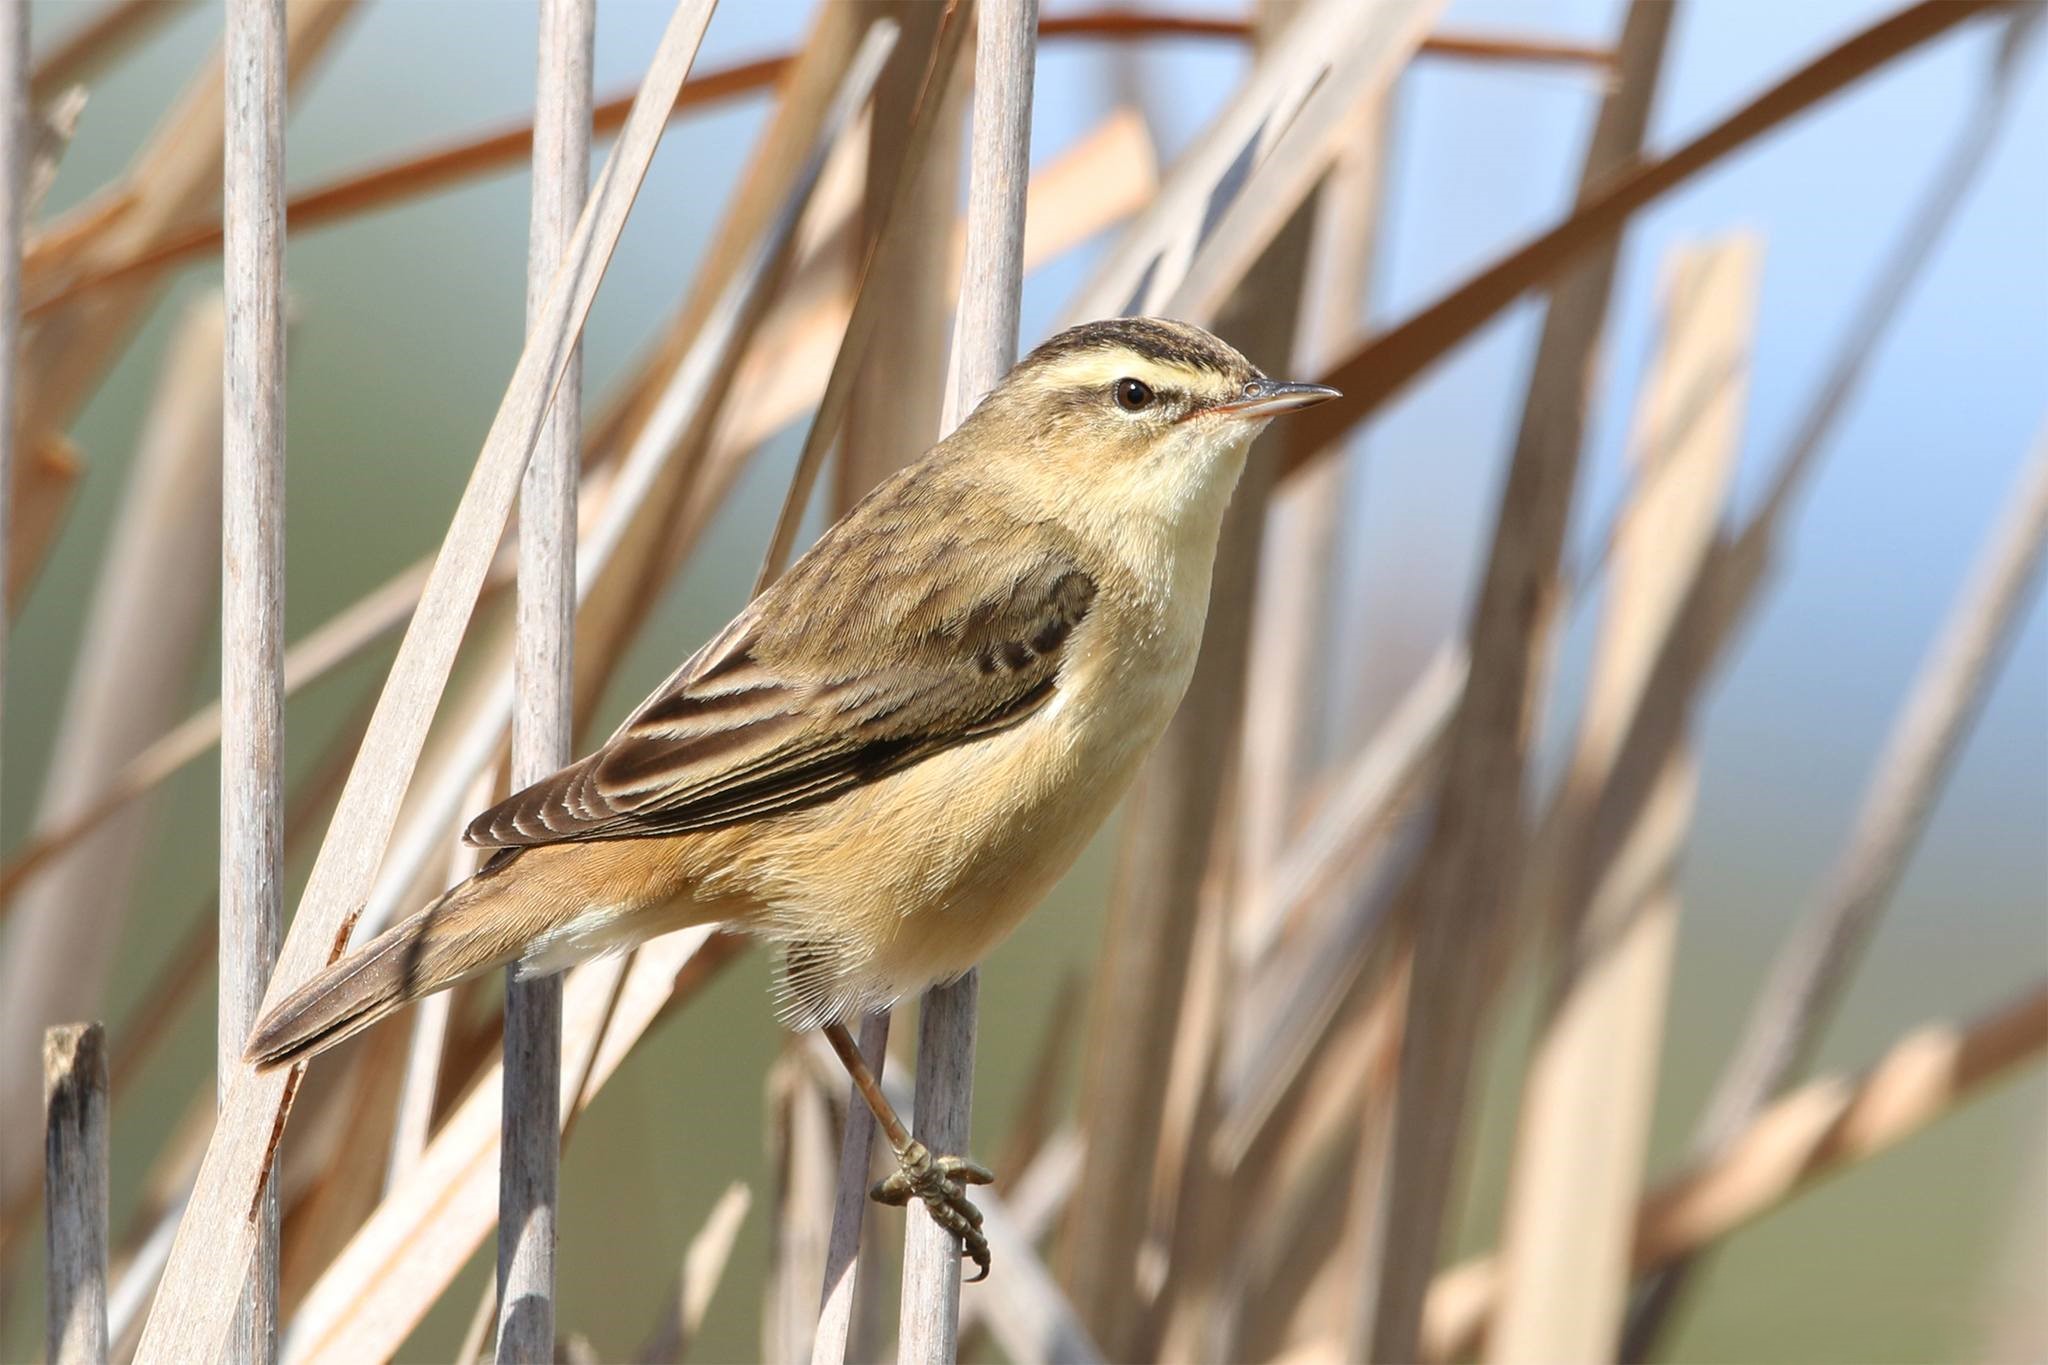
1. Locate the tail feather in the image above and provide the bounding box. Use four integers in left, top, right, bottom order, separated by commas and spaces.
245, 865, 541, 1069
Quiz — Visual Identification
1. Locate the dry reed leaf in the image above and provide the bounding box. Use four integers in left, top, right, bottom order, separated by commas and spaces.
29, 0, 198, 106
1070, 0, 1428, 323
1345, 6, 1675, 1358
0, 298, 224, 1225
17, 12, 1586, 322
130, 6, 718, 1356
834, 0, 961, 511
1234, 108, 1392, 911
19, 0, 354, 452
571, 0, 876, 732
283, 926, 713, 1364
720, 106, 1157, 464
256, 34, 897, 1355
754, 3, 971, 589
1628, 421, 2048, 1349
1234, 645, 1461, 972
1281, 0, 2008, 473
1486, 236, 1760, 1364
1425, 979, 2048, 1361
0, 553, 492, 911
1712, 270, 2048, 1113
1060, 5, 1441, 1353
1619, 21, 2042, 1341
4, 430, 80, 614
1163, 1, 1438, 325
1114, 0, 1444, 1335
768, 1059, 839, 1365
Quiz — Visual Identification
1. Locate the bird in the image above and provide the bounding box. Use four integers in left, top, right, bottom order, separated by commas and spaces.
246, 316, 1338, 1276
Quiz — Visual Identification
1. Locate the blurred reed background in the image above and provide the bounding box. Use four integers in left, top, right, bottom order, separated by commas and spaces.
1, 0, 2044, 1361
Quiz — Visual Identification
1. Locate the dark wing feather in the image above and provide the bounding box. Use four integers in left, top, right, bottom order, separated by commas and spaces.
465, 470, 1095, 848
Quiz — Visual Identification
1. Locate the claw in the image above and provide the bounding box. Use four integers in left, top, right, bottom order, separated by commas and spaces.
869, 1140, 996, 1279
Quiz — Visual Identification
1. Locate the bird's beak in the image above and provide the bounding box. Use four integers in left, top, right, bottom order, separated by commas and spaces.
1205, 377, 1342, 421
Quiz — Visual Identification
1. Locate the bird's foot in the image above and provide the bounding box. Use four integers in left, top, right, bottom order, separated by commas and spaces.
870, 1139, 995, 1281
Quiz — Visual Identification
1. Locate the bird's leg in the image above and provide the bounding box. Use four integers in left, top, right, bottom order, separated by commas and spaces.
821, 1020, 994, 1280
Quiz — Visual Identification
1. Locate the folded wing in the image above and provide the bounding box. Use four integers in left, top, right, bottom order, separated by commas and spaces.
465, 515, 1095, 848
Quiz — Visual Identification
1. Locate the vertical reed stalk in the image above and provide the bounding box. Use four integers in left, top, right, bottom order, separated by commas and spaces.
497, 0, 592, 1357
220, 1, 287, 1357
45, 1022, 109, 1365
898, 4, 1035, 1357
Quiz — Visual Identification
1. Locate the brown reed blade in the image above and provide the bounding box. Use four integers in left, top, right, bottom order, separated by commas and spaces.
1487, 236, 1760, 1365
0, 298, 224, 1227
1343, 6, 1676, 1360
578, 0, 882, 724
18, 0, 355, 465
1629, 420, 2048, 1353
131, 6, 718, 1356
1233, 105, 1394, 920
30, 0, 198, 107
0, 555, 473, 913
4, 432, 80, 615
833, 0, 962, 513
1621, 20, 2043, 1346
754, 1, 971, 592
1280, 0, 2009, 475
1425, 979, 2048, 1362
1061, 5, 1441, 1354
19, 10, 1601, 324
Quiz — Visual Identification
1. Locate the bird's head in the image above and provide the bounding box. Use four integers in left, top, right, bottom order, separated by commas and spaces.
959, 317, 1339, 533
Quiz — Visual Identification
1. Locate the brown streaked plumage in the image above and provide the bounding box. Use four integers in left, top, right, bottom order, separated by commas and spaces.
245, 316, 1336, 1273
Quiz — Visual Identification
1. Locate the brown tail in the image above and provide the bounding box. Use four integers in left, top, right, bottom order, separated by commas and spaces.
245, 859, 546, 1069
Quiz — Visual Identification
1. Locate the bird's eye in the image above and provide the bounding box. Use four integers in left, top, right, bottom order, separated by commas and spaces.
1113, 377, 1155, 412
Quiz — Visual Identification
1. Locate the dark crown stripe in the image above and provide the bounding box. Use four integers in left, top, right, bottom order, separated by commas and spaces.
1023, 316, 1249, 379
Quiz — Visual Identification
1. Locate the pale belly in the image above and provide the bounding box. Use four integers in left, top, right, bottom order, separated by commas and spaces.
706, 633, 1197, 1026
